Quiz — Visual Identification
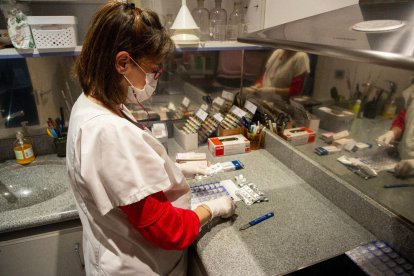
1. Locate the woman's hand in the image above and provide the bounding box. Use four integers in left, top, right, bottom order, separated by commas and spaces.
394, 159, 414, 178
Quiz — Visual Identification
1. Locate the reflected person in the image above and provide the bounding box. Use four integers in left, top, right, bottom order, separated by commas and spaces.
377, 83, 414, 178
244, 49, 310, 99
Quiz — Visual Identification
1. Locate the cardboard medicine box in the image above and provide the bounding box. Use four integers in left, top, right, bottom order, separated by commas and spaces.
282, 127, 316, 146
173, 123, 198, 151
208, 134, 250, 157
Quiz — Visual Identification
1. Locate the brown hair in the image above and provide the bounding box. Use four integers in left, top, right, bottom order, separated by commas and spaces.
75, 1, 174, 108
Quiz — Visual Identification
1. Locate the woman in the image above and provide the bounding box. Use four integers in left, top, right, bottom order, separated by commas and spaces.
66, 2, 235, 275
244, 49, 310, 99
377, 83, 414, 178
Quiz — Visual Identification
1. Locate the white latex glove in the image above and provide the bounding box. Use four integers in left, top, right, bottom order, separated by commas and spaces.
200, 196, 236, 219
175, 162, 208, 178
377, 130, 395, 146
394, 159, 414, 178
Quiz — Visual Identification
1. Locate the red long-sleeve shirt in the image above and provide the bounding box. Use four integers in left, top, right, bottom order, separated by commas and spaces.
120, 191, 200, 251
392, 109, 406, 132
255, 74, 306, 96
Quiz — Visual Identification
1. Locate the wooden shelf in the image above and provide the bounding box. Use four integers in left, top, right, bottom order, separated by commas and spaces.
0, 42, 265, 59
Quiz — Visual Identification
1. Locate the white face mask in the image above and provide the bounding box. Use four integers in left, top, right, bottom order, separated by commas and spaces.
123, 74, 157, 103
123, 57, 158, 103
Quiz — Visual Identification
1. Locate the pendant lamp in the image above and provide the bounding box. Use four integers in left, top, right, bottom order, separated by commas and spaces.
170, 0, 200, 45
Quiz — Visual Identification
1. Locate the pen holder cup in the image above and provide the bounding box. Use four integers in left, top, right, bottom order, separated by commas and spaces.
245, 131, 264, 150
54, 136, 67, 157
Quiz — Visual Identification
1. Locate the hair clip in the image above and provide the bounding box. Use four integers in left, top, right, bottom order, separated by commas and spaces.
124, 2, 135, 10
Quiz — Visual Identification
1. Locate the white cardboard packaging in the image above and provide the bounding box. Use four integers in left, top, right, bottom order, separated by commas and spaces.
174, 123, 198, 151
208, 134, 250, 157
282, 127, 316, 146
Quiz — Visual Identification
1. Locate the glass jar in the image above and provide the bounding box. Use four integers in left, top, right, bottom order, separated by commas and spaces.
192, 0, 210, 41
227, 0, 244, 40
209, 0, 227, 41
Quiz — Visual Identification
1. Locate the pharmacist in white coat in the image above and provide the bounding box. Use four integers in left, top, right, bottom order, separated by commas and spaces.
66, 2, 235, 275
377, 84, 414, 178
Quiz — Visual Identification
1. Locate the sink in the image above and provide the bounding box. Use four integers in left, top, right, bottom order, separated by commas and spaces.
0, 160, 69, 211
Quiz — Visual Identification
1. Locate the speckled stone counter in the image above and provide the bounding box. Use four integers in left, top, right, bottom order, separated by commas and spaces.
168, 140, 376, 275
2, 134, 412, 275
0, 155, 78, 233
264, 131, 414, 264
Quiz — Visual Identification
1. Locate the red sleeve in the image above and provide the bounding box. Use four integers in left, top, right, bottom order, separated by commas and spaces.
391, 109, 406, 132
255, 75, 264, 87
120, 192, 200, 251
289, 74, 306, 96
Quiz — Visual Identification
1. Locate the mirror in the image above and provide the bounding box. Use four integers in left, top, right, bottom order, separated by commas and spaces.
240, 49, 414, 225
0, 48, 412, 226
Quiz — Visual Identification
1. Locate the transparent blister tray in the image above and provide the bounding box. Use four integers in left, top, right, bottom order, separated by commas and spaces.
346, 240, 414, 275
235, 183, 268, 205
190, 182, 230, 209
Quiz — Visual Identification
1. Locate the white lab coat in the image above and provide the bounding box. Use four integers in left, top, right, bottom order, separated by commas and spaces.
399, 85, 414, 160
263, 49, 310, 89
66, 93, 191, 275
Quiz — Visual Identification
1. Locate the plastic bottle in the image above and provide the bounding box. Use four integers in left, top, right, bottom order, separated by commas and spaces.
192, 0, 210, 41
209, 0, 227, 41
14, 131, 35, 165
227, 0, 243, 40
350, 99, 361, 115
382, 99, 397, 119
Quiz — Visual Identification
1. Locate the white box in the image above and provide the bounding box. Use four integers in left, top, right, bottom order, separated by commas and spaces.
208, 134, 250, 157
282, 127, 316, 146
174, 123, 198, 151
313, 106, 354, 132
27, 16, 77, 49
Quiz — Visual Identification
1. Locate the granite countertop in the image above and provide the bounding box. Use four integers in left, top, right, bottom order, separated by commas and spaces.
0, 136, 400, 275
0, 155, 78, 233
168, 140, 375, 275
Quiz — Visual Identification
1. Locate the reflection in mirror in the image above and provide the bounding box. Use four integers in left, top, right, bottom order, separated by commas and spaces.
257, 52, 414, 225
0, 58, 38, 128
0, 56, 80, 139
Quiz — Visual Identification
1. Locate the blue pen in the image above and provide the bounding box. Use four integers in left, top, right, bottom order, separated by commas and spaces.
239, 212, 274, 230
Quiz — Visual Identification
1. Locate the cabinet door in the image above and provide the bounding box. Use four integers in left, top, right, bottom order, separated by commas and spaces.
0, 226, 85, 276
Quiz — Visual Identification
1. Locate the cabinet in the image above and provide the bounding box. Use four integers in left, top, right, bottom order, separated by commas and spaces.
0, 223, 85, 276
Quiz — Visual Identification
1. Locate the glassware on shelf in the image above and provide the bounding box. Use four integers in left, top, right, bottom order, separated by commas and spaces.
191, 0, 210, 41
164, 13, 174, 36
227, 0, 244, 40
209, 0, 227, 41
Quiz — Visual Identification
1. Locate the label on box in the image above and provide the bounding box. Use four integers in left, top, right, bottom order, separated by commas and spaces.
222, 90, 235, 102
244, 100, 257, 114
200, 104, 209, 111
213, 97, 225, 106
182, 97, 190, 108
195, 108, 208, 121
231, 106, 247, 119
213, 113, 224, 122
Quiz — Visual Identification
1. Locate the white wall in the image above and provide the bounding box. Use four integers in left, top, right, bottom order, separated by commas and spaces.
313, 56, 414, 103
264, 0, 358, 28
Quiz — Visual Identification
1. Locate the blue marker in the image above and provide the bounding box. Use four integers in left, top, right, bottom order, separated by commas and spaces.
239, 212, 274, 230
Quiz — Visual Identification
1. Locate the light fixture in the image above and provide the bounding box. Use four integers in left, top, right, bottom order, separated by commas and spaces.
170, 0, 200, 45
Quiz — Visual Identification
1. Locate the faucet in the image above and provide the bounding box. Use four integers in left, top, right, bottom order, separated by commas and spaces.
0, 110, 25, 126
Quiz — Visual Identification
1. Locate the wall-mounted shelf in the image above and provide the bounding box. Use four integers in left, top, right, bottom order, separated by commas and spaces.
0, 42, 265, 59
0, 46, 82, 59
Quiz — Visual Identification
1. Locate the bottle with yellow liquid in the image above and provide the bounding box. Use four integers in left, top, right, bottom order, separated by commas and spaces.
14, 131, 35, 165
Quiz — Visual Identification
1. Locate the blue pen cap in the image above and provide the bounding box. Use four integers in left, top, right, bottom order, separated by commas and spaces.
231, 160, 244, 170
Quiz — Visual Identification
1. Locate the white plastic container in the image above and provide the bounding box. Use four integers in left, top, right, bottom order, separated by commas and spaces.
27, 16, 77, 49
